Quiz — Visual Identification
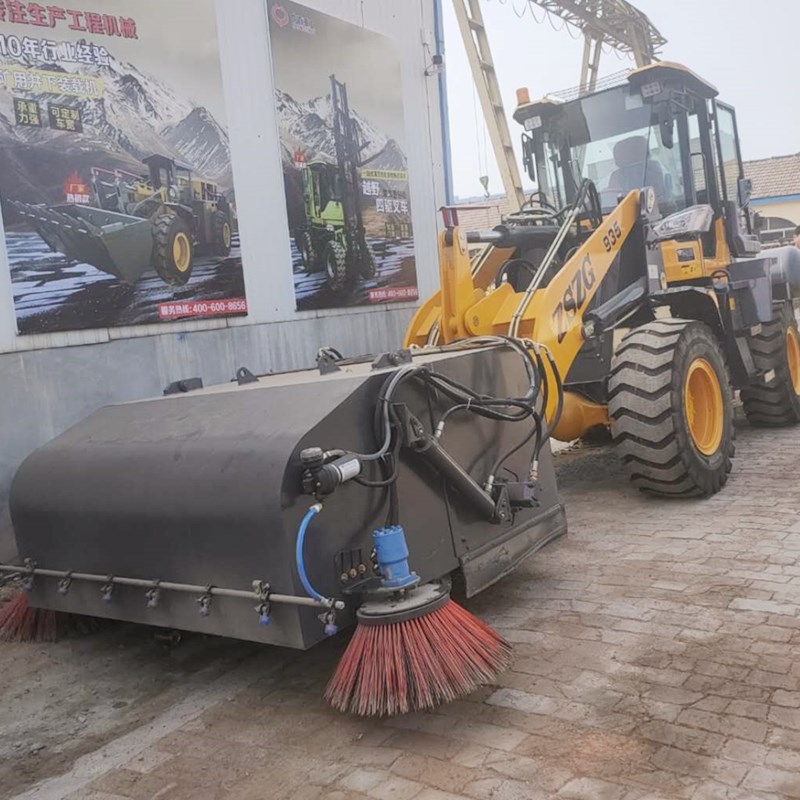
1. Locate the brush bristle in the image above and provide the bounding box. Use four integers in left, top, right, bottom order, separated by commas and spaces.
0, 591, 57, 643
0, 590, 105, 643
325, 599, 512, 717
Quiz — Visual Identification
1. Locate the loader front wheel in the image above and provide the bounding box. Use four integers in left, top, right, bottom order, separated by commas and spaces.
212, 211, 232, 257
740, 303, 800, 426
153, 214, 194, 286
324, 240, 349, 293
609, 319, 734, 497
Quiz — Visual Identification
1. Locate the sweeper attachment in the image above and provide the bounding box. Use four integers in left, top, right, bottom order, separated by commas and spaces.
3, 338, 566, 715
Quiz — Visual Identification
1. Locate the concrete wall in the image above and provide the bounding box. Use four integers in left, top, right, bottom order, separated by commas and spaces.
0, 0, 447, 535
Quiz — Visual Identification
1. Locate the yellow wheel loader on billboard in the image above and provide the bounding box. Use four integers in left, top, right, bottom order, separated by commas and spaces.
8, 154, 232, 287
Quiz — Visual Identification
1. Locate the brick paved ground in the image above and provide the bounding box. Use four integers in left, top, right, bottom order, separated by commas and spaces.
7, 414, 800, 799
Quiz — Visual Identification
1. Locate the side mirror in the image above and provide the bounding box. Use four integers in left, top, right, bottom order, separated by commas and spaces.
521, 133, 537, 183
738, 177, 753, 207
752, 211, 764, 232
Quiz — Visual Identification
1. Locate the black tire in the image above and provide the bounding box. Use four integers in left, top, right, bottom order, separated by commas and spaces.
152, 213, 194, 286
609, 319, 734, 497
212, 211, 232, 257
359, 240, 377, 279
741, 303, 800, 426
300, 230, 321, 272
324, 240, 348, 293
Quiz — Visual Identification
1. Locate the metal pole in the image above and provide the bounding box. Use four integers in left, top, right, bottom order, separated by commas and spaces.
0, 563, 346, 611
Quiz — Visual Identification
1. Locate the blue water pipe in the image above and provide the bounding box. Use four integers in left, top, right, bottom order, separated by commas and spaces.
294, 504, 340, 636
295, 503, 326, 602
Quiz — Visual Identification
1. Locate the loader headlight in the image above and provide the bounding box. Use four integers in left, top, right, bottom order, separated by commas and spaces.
651, 204, 714, 242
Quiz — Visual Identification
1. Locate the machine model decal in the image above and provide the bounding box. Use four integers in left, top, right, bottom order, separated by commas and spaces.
602, 221, 623, 252
268, 0, 419, 311
0, 0, 247, 335
552, 253, 597, 343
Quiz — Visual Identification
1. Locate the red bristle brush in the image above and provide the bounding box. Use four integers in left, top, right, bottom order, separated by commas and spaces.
0, 586, 104, 643
0, 590, 57, 643
324, 526, 512, 717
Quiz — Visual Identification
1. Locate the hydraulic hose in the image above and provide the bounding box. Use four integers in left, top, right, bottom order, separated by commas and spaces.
295, 503, 327, 603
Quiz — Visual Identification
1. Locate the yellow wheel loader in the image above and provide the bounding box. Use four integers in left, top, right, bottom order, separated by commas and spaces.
406, 62, 800, 496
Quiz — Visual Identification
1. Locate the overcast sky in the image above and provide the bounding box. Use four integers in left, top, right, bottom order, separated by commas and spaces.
443, 0, 800, 199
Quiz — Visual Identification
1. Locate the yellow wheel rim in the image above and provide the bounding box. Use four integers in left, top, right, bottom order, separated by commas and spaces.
173, 232, 191, 273
787, 327, 800, 395
683, 358, 724, 456
223, 223, 232, 249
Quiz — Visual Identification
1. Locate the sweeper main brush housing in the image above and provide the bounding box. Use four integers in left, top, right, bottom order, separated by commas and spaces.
8, 343, 566, 649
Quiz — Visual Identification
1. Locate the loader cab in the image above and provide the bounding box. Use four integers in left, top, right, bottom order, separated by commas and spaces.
143, 154, 196, 208
303, 160, 344, 228
514, 63, 759, 267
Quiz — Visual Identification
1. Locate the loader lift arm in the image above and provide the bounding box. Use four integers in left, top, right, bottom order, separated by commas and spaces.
405, 185, 644, 431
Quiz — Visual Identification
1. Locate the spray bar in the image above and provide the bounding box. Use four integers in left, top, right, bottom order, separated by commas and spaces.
0, 562, 345, 611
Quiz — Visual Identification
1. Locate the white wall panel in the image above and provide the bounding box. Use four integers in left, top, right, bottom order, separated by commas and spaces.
0, 0, 445, 351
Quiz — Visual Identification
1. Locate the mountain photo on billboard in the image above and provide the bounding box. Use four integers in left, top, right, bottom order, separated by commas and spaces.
0, 0, 248, 335
0, 48, 233, 202
269, 0, 419, 312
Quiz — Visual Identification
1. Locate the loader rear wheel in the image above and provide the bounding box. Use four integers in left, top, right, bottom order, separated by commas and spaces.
359, 240, 377, 279
741, 303, 800, 426
324, 240, 348, 293
153, 213, 194, 286
212, 211, 232, 257
609, 319, 734, 497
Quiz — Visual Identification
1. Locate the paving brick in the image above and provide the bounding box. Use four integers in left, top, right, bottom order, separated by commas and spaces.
462, 777, 548, 800
89, 769, 176, 800
719, 738, 769, 765
65, 792, 132, 800
556, 777, 628, 799
743, 766, 800, 798
341, 770, 392, 794
384, 715, 527, 752
483, 751, 571, 793
124, 747, 174, 775
485, 688, 560, 716
368, 775, 424, 800
723, 700, 768, 720
773, 690, 800, 707
765, 747, 800, 771
769, 705, 800, 730
651, 747, 748, 787
383, 731, 464, 761
728, 600, 791, 619
288, 787, 324, 800
638, 721, 725, 757
390, 754, 474, 793
675, 709, 767, 743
